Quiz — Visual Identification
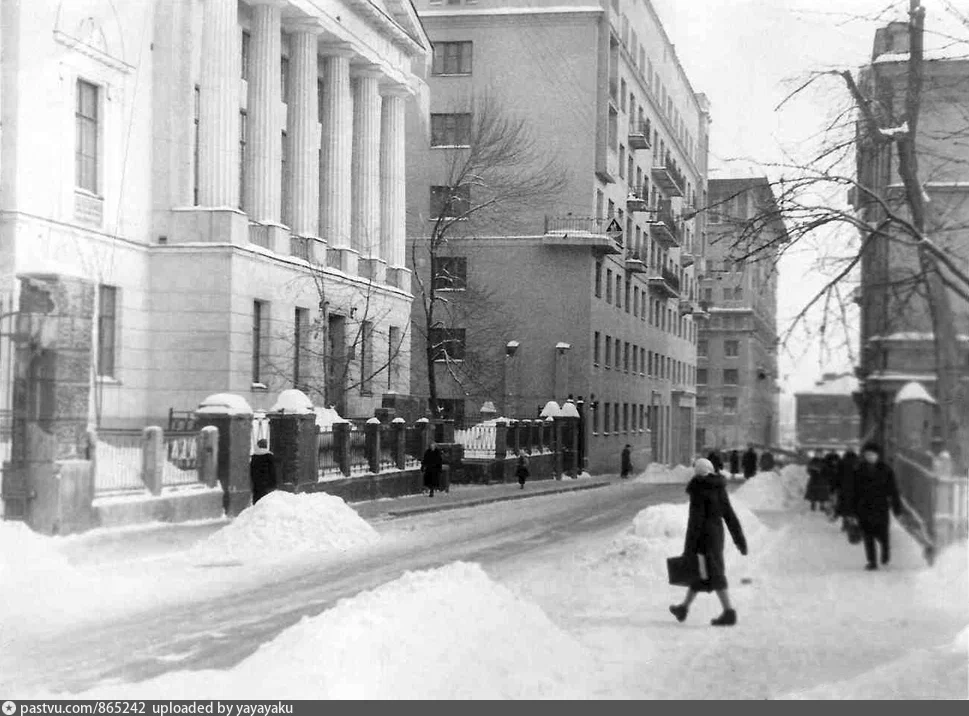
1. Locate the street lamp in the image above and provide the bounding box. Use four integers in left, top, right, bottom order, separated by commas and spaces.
505, 340, 521, 417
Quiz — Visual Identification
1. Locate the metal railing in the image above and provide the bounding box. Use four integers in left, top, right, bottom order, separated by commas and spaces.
404, 426, 425, 469
544, 216, 612, 235
162, 432, 200, 488
454, 423, 497, 459
629, 118, 652, 140
317, 428, 341, 478
378, 424, 396, 472
348, 428, 369, 475
95, 429, 145, 495
661, 267, 681, 292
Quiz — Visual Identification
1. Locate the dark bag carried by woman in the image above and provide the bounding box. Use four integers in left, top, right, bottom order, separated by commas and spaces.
666, 553, 708, 587
845, 517, 863, 545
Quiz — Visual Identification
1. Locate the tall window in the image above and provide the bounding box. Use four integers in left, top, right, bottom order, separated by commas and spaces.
76, 80, 99, 193
431, 113, 472, 147
239, 111, 248, 211
193, 85, 200, 205
97, 285, 117, 378
594, 260, 603, 298
428, 328, 466, 361
633, 286, 639, 316
624, 279, 631, 313
294, 307, 308, 388
606, 269, 613, 304
432, 256, 468, 290
723, 397, 738, 414
280, 56, 290, 103
697, 339, 708, 357
388, 326, 401, 390
594, 331, 601, 365
241, 31, 251, 79
604, 402, 611, 433
696, 396, 709, 412
623, 341, 630, 372
614, 404, 620, 435
430, 185, 471, 219
360, 321, 373, 395
615, 274, 622, 309
432, 41, 473, 75
252, 300, 266, 384
724, 369, 739, 385
697, 368, 708, 385
725, 339, 739, 357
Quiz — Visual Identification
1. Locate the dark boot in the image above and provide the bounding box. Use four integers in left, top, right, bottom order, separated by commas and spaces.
711, 609, 737, 626
429, 489, 435, 498
865, 563, 878, 571
669, 604, 688, 623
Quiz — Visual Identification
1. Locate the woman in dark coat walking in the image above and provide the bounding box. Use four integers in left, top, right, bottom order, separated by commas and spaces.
741, 446, 758, 479
515, 450, 530, 489
836, 449, 860, 521
707, 451, 724, 474
421, 442, 444, 497
669, 458, 748, 627
822, 451, 842, 513
759, 450, 776, 472
804, 454, 829, 510
728, 450, 740, 477
249, 439, 277, 504
620, 444, 633, 478
844, 442, 902, 570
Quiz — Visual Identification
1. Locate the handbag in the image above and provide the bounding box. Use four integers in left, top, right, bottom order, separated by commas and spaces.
666, 553, 708, 587
846, 519, 863, 545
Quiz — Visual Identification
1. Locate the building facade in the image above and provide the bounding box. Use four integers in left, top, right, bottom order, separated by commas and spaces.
795, 373, 861, 453
853, 22, 969, 448
0, 0, 429, 428
695, 178, 782, 452
406, 0, 711, 471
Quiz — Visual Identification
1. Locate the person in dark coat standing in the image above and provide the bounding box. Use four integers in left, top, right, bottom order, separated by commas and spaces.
621, 444, 633, 478
707, 450, 724, 474
822, 451, 842, 514
729, 450, 740, 477
249, 439, 277, 504
759, 450, 776, 472
515, 450, 530, 489
421, 442, 444, 497
741, 446, 758, 479
669, 458, 748, 627
844, 442, 902, 570
804, 454, 829, 510
836, 448, 860, 523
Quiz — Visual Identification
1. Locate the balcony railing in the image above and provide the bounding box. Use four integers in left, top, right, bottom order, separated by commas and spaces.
543, 216, 623, 254
628, 119, 652, 150
544, 216, 611, 235
680, 251, 695, 268
649, 200, 680, 248
651, 153, 685, 197
647, 267, 680, 298
626, 186, 648, 213
662, 266, 681, 292
625, 249, 647, 273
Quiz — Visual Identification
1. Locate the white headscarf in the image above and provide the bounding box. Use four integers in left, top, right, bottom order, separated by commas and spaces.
694, 457, 715, 476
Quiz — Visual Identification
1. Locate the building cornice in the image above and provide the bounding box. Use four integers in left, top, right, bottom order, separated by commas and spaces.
419, 6, 604, 19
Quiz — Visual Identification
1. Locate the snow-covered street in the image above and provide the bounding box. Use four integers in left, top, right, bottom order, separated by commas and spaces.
1, 465, 966, 699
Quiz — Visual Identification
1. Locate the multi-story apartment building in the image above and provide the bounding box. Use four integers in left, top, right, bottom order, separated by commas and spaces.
853, 22, 969, 449
795, 373, 861, 453
0, 0, 429, 428
406, 0, 711, 470
695, 178, 782, 452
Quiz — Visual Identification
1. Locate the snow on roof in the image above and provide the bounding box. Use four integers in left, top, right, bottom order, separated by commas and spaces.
315, 407, 349, 428
560, 401, 580, 418
270, 389, 314, 415
799, 373, 858, 395
894, 381, 936, 404
540, 401, 562, 418
873, 47, 969, 64
868, 332, 969, 343
196, 393, 253, 416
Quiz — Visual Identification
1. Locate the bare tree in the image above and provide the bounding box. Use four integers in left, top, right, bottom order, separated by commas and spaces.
410, 90, 569, 417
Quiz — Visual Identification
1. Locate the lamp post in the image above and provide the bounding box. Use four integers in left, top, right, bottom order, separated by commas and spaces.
504, 340, 520, 418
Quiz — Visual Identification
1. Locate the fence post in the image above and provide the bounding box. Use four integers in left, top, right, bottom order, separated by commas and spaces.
415, 418, 431, 454
366, 418, 381, 474
198, 426, 219, 488
494, 419, 508, 461
141, 426, 164, 496
392, 417, 406, 470
334, 422, 351, 477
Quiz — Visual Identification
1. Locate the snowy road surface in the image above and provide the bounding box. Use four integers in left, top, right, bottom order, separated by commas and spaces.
0, 481, 688, 696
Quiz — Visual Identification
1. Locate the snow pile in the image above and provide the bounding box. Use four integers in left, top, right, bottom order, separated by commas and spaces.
315, 406, 348, 429
190, 491, 379, 563
634, 463, 694, 484
916, 540, 969, 613
57, 562, 598, 700
0, 521, 77, 585
732, 465, 809, 511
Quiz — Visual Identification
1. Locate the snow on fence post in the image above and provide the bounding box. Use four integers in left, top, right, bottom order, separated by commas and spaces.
414, 418, 430, 457
333, 421, 351, 476
198, 426, 219, 488
365, 418, 381, 475
141, 426, 164, 496
392, 418, 406, 470
494, 419, 509, 461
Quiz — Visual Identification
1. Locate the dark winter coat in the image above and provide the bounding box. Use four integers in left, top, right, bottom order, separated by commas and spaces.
844, 459, 902, 529
621, 447, 633, 476
683, 473, 748, 592
823, 452, 842, 495
516, 454, 530, 482
421, 447, 444, 490
249, 448, 277, 504
729, 450, 740, 475
804, 457, 830, 502
741, 448, 758, 478
708, 451, 724, 474
759, 451, 775, 472
836, 451, 860, 515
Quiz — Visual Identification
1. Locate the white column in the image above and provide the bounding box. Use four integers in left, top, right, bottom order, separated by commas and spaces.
380, 87, 407, 267
198, 0, 238, 207
245, 2, 281, 222
351, 70, 382, 257
319, 50, 354, 248
288, 30, 320, 238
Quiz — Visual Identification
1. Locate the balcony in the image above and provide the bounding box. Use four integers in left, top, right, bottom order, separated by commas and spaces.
626, 186, 648, 213
692, 299, 711, 321
679, 251, 695, 268
543, 216, 622, 255
628, 119, 652, 150
651, 155, 685, 197
625, 248, 647, 273
649, 200, 680, 248
647, 266, 681, 299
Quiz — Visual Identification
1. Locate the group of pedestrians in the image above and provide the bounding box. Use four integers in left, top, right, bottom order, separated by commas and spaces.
805, 442, 903, 571
706, 445, 772, 480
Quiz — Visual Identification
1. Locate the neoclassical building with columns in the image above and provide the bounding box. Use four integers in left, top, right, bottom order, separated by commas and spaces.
0, 0, 429, 428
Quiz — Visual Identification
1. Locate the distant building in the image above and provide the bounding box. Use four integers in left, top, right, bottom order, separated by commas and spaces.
406, 0, 712, 469
795, 373, 861, 452
695, 178, 783, 451
852, 22, 969, 447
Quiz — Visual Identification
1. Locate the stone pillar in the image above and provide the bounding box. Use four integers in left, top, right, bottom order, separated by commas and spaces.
392, 417, 406, 469
333, 421, 351, 476
494, 419, 508, 462
245, 2, 281, 226
894, 382, 938, 454
198, 0, 239, 208
552, 417, 565, 479
380, 87, 407, 286
198, 425, 220, 488
195, 393, 253, 517
288, 28, 322, 243
141, 426, 164, 497
352, 70, 384, 282
414, 418, 431, 457
268, 389, 318, 490
365, 417, 381, 474
320, 48, 355, 273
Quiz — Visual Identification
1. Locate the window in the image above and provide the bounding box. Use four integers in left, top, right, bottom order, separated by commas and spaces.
615, 274, 622, 309
97, 285, 117, 378
619, 144, 626, 177
724, 369, 738, 385
360, 321, 374, 395
432, 256, 468, 290
633, 287, 639, 317
697, 368, 708, 385
432, 41, 472, 75
252, 300, 266, 384
607, 199, 615, 217
594, 331, 601, 366
697, 339, 708, 357
725, 340, 739, 357
280, 56, 290, 103
605, 336, 612, 368
623, 341, 630, 372
624, 279, 631, 313
614, 404, 620, 434
722, 288, 732, 301
704, 287, 713, 302
430, 185, 471, 219
604, 402, 611, 433
76, 80, 99, 193
239, 111, 248, 211
428, 328, 466, 361
639, 405, 645, 431
623, 403, 629, 432
631, 403, 637, 432
431, 113, 472, 147
388, 326, 402, 390
696, 396, 708, 412
595, 260, 603, 298
606, 269, 613, 303
723, 397, 738, 414
294, 307, 309, 388
593, 401, 600, 434
733, 286, 743, 300
596, 189, 604, 219
241, 31, 251, 80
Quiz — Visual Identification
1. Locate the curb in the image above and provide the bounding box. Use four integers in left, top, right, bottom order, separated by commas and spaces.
383, 480, 614, 518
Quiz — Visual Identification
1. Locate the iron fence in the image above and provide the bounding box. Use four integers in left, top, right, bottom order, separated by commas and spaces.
162, 432, 200, 488
454, 423, 496, 459
317, 428, 341, 478
95, 429, 146, 495
348, 428, 369, 475
378, 424, 397, 472
404, 426, 425, 469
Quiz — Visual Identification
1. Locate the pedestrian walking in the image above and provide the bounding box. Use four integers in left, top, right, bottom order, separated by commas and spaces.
669, 458, 748, 627
515, 450, 530, 489
843, 441, 902, 570
804, 454, 829, 511
729, 449, 740, 477
621, 444, 634, 478
835, 448, 859, 523
759, 450, 775, 472
822, 451, 841, 515
422, 441, 444, 498
249, 438, 277, 505
707, 450, 724, 474
742, 445, 758, 479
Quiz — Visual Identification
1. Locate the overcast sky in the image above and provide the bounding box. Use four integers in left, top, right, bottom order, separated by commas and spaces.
649, 0, 966, 393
